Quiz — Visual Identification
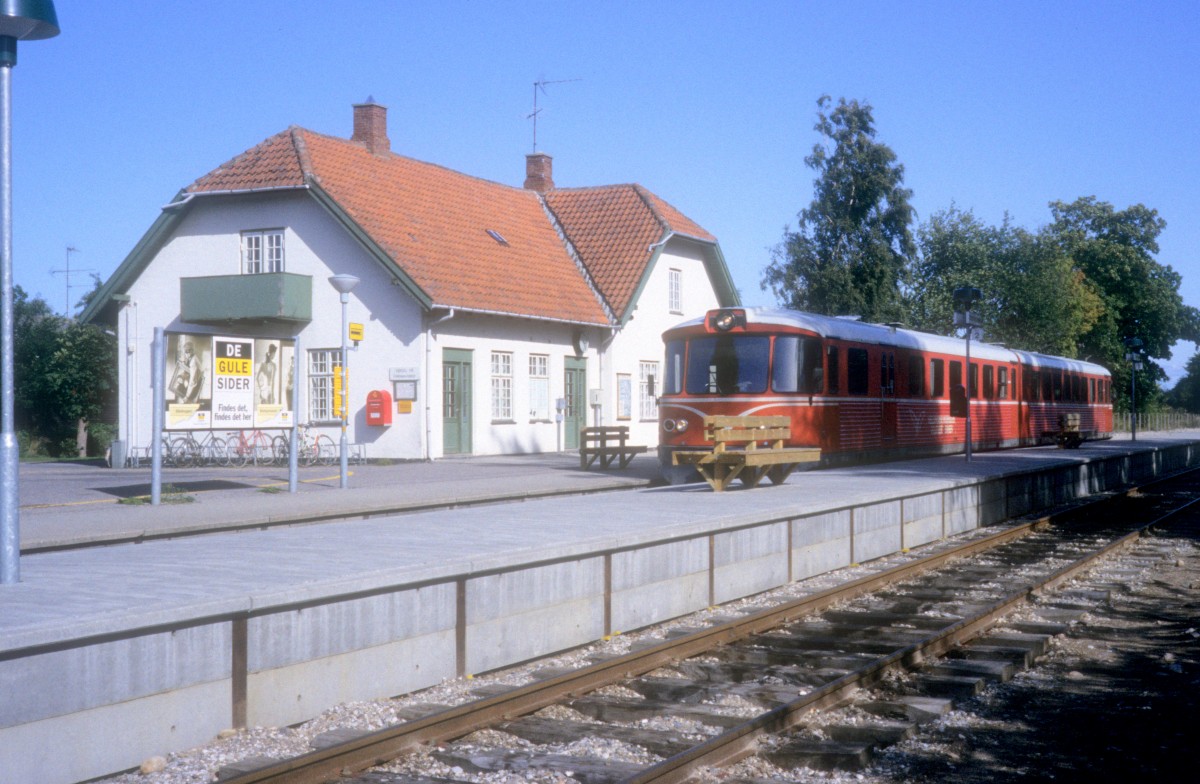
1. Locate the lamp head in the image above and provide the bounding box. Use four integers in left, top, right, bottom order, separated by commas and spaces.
0, 0, 58, 67
328, 274, 360, 296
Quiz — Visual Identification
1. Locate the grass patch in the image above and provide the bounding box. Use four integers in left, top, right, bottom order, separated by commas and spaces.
258, 485, 282, 494
118, 484, 195, 505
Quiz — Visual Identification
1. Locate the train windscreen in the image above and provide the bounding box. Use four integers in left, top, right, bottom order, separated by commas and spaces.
686, 335, 770, 395
772, 335, 823, 393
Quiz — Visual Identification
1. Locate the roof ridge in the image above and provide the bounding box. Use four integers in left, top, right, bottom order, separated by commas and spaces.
631, 183, 672, 237
536, 196, 617, 324
289, 126, 315, 183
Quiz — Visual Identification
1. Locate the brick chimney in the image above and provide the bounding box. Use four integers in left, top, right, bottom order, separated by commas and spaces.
351, 99, 390, 155
524, 152, 554, 193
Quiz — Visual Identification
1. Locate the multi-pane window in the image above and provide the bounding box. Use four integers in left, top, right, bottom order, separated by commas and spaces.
639, 361, 659, 419
668, 268, 682, 313
529, 354, 549, 420
491, 351, 513, 420
241, 230, 284, 274
307, 348, 343, 422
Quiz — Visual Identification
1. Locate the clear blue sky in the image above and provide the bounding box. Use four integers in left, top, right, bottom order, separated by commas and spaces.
10, 1, 1199, 382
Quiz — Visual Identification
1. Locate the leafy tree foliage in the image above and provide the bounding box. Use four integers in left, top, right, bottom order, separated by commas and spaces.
762, 96, 915, 322
906, 207, 1103, 357
1164, 352, 1200, 413
8, 286, 116, 456
1048, 197, 1199, 412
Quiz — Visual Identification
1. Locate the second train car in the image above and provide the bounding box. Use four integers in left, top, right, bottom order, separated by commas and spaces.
657, 307, 1113, 481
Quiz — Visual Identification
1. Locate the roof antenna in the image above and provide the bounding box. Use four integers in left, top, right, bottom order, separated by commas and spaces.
528, 78, 580, 152
50, 246, 93, 317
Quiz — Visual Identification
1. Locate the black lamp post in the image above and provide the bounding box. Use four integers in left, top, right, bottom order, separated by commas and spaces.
953, 286, 982, 462
1, 0, 59, 585
1124, 337, 1144, 442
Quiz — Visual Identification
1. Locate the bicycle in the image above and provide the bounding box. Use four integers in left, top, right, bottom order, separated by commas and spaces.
166, 431, 230, 467
274, 424, 337, 467
228, 429, 282, 467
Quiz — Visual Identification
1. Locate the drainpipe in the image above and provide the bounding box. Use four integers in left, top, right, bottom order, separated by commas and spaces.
424, 308, 455, 460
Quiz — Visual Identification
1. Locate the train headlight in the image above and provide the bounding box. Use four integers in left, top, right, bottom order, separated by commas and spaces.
708, 308, 746, 332
662, 418, 689, 433
675, 418, 689, 433
663, 419, 676, 433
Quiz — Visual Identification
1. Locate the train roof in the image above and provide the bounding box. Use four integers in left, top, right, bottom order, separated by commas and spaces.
667, 307, 1111, 378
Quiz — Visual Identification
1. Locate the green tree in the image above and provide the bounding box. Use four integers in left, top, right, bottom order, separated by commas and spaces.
906, 207, 1103, 356
10, 286, 116, 456
762, 96, 915, 322
1048, 197, 1197, 412
1165, 352, 1200, 413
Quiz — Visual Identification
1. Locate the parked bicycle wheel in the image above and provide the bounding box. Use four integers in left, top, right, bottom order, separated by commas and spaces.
170, 435, 198, 468
272, 435, 290, 466
315, 435, 337, 466
230, 435, 253, 468
204, 436, 230, 467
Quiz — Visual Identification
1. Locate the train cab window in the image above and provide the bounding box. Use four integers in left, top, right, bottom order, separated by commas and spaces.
997, 367, 1008, 399
969, 363, 979, 399
847, 348, 869, 395
930, 358, 945, 397
772, 335, 823, 394
827, 346, 840, 394
983, 365, 994, 400
664, 340, 684, 395
908, 355, 924, 396
685, 335, 770, 395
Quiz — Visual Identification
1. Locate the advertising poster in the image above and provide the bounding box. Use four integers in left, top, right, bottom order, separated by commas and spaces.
166, 333, 211, 429
211, 337, 255, 429
166, 333, 295, 430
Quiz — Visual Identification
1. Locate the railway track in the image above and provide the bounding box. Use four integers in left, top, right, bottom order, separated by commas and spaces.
210, 469, 1200, 784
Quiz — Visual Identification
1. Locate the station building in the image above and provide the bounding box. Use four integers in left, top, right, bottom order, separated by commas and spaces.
82, 101, 739, 461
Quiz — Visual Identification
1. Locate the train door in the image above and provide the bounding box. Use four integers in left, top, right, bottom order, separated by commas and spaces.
880, 351, 897, 444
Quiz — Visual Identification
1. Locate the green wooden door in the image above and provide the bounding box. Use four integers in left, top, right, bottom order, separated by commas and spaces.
443, 349, 472, 455
564, 357, 586, 450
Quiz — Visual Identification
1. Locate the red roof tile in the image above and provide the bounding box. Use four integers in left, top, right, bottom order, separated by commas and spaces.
186, 126, 716, 325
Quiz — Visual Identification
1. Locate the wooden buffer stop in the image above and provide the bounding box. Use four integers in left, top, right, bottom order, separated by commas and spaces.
672, 415, 821, 492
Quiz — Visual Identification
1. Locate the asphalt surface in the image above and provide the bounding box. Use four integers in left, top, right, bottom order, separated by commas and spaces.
16, 452, 661, 551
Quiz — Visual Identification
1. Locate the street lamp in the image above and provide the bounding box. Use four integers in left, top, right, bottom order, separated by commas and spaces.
329, 274, 359, 489
952, 286, 982, 462
1, 1, 59, 585
1124, 337, 1144, 442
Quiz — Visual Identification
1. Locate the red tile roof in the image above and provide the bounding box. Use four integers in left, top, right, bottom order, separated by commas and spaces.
188, 126, 716, 325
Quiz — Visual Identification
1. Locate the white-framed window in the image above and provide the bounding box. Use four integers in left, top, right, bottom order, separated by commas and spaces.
668, 268, 682, 313
491, 351, 513, 420
241, 230, 285, 274
529, 354, 550, 420
639, 360, 659, 419
307, 348, 343, 422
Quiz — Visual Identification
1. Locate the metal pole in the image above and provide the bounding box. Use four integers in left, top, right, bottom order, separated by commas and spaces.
964, 327, 972, 462
0, 63, 17, 583
151, 328, 164, 505
288, 335, 299, 493
339, 293, 349, 489
1130, 363, 1137, 442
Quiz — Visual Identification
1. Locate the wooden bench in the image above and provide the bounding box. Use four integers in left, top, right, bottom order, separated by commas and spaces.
580, 426, 648, 469
672, 415, 821, 492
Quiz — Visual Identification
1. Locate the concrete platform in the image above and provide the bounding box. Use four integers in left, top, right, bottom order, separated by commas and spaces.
3, 434, 1199, 783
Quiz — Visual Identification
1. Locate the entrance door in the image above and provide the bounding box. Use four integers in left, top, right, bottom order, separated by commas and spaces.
880, 351, 897, 444
443, 349, 472, 455
564, 357, 586, 450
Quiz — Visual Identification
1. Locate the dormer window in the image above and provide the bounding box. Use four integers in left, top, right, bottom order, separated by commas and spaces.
241, 230, 285, 274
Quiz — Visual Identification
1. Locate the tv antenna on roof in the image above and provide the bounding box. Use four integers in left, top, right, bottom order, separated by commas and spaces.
528, 77, 580, 152
50, 246, 94, 317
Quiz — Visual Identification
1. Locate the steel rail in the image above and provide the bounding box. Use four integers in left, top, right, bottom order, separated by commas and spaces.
624, 491, 1200, 783
222, 476, 1196, 784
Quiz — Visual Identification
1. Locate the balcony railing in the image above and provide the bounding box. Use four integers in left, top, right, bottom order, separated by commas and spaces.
181, 272, 312, 326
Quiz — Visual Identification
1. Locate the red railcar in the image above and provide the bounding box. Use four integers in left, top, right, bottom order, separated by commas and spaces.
658, 307, 1113, 481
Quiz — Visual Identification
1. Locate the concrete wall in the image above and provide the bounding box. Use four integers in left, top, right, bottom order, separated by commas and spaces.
6, 440, 1200, 784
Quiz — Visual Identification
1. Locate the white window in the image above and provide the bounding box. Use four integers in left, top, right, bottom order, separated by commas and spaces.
640, 361, 659, 419
307, 348, 343, 422
491, 351, 513, 420
241, 230, 285, 274
668, 268, 682, 313
529, 354, 549, 420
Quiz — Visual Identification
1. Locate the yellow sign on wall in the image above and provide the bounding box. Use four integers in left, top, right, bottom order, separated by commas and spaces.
349, 322, 364, 342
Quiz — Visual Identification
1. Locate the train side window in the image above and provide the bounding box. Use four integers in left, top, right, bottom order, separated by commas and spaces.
826, 346, 840, 394
969, 362, 979, 399
1011, 366, 1018, 399
1052, 371, 1062, 401
1042, 370, 1053, 401
1089, 378, 1095, 402
950, 360, 962, 392
997, 367, 1008, 399
848, 348, 869, 395
930, 358, 945, 397
772, 336, 823, 394
983, 365, 994, 400
880, 352, 895, 395
908, 355, 924, 396
664, 340, 684, 395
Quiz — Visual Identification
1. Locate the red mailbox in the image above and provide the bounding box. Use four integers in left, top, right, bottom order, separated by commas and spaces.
366, 389, 393, 426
